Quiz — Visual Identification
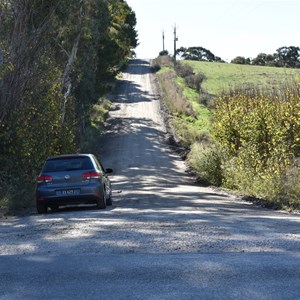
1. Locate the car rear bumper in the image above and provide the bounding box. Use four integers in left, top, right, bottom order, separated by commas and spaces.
36, 184, 103, 206
38, 194, 102, 206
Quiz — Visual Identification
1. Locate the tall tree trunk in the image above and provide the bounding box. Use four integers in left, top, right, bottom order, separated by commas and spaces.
0, 0, 58, 125
60, 5, 83, 125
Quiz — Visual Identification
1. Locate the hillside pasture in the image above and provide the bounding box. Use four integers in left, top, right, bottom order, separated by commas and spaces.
183, 60, 300, 96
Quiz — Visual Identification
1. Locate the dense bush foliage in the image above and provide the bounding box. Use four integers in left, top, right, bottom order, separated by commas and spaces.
187, 142, 222, 186
175, 63, 206, 92
0, 0, 137, 212
212, 81, 300, 209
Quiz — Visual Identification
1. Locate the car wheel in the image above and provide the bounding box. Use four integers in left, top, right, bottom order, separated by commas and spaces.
105, 183, 112, 206
96, 189, 106, 209
37, 202, 47, 214
51, 205, 59, 212
106, 191, 112, 206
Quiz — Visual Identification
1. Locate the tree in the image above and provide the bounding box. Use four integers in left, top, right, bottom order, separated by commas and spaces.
159, 50, 169, 56
275, 46, 300, 68
96, 0, 138, 82
0, 0, 138, 210
252, 53, 275, 66
177, 46, 224, 62
252, 53, 267, 66
231, 56, 251, 65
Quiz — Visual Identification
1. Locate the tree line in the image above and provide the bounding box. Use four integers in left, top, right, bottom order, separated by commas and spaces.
172, 45, 300, 68
0, 0, 137, 211
175, 46, 225, 63
231, 46, 300, 68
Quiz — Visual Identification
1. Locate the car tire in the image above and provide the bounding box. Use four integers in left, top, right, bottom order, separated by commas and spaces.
51, 205, 59, 212
37, 202, 47, 214
96, 188, 106, 209
106, 189, 112, 206
106, 194, 112, 206
105, 183, 112, 206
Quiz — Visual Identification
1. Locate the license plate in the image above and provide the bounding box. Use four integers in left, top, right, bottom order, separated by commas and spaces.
56, 189, 80, 196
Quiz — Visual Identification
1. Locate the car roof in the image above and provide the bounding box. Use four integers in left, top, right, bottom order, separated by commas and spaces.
46, 154, 95, 160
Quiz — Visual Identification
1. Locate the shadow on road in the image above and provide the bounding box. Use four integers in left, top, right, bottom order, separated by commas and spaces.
1, 59, 300, 257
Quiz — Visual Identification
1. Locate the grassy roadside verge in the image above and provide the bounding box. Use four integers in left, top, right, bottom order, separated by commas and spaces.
153, 56, 211, 149
153, 56, 300, 211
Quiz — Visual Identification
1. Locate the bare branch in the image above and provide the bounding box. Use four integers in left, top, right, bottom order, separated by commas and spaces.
60, 5, 84, 125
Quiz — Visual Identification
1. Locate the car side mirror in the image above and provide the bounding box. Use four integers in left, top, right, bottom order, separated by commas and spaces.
105, 168, 113, 174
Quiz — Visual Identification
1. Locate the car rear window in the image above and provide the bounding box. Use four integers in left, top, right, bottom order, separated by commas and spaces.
43, 157, 94, 172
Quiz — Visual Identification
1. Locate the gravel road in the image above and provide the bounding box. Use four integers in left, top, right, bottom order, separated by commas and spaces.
1, 59, 300, 299
1, 58, 299, 255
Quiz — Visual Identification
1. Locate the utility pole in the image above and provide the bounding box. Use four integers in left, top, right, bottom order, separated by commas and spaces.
173, 24, 178, 68
162, 29, 165, 52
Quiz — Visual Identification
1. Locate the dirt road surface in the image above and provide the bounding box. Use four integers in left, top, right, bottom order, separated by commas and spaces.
1, 59, 300, 299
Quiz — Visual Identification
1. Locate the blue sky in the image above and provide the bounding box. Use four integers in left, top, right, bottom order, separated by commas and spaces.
126, 0, 300, 61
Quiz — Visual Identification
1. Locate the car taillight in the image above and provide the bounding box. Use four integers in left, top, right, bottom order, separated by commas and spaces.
37, 175, 53, 183
82, 171, 100, 180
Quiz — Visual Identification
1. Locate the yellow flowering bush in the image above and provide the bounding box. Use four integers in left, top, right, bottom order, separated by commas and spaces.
213, 80, 300, 208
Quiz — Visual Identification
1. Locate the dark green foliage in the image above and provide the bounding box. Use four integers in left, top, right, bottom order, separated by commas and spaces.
275, 46, 300, 68
159, 50, 169, 56
96, 0, 138, 82
0, 0, 138, 213
177, 46, 225, 63
246, 46, 300, 68
175, 62, 206, 92
231, 56, 251, 65
252, 53, 275, 66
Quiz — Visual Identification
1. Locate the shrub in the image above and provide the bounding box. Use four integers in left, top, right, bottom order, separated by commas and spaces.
159, 50, 169, 56
81, 97, 112, 153
175, 63, 194, 78
185, 73, 206, 92
188, 141, 223, 186
175, 62, 206, 92
152, 55, 174, 69
213, 80, 300, 209
284, 164, 300, 210
198, 92, 213, 107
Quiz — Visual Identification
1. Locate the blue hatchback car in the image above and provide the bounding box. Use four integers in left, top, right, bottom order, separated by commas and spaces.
36, 154, 113, 213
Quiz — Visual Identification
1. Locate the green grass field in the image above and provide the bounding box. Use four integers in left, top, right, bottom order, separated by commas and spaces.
176, 77, 211, 131
183, 60, 300, 96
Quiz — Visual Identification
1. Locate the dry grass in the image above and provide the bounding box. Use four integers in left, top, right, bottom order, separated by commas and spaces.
157, 69, 194, 117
